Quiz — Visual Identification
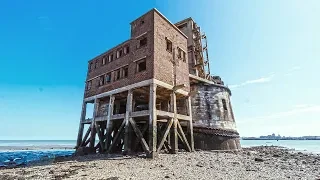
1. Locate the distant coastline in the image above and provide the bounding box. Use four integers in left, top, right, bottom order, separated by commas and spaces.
241, 137, 320, 140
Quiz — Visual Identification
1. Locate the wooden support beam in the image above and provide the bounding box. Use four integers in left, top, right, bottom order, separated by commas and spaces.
130, 110, 149, 118
177, 130, 183, 143
173, 84, 186, 91
129, 118, 149, 153
83, 138, 90, 147
132, 123, 148, 152
170, 92, 178, 154
187, 96, 194, 151
157, 118, 173, 153
104, 96, 115, 150
124, 90, 133, 154
95, 122, 104, 152
76, 102, 87, 147
90, 99, 99, 149
164, 140, 171, 151
148, 83, 157, 158
80, 125, 91, 146
177, 121, 191, 152
108, 119, 125, 152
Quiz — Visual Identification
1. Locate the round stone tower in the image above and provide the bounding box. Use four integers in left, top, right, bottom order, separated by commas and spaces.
190, 82, 241, 150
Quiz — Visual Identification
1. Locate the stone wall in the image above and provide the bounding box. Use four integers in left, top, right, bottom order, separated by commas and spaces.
190, 82, 240, 150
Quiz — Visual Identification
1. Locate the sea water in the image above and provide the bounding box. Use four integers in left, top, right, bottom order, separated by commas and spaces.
241, 140, 320, 154
0, 140, 76, 167
0, 140, 319, 167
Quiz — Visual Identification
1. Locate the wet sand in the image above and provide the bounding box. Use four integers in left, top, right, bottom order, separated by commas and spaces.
0, 146, 319, 180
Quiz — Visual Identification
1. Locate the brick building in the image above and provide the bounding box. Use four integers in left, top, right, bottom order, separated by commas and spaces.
76, 9, 240, 158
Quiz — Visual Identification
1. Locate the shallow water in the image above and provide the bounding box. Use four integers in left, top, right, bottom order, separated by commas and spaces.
0, 150, 74, 167
241, 140, 320, 154
0, 140, 76, 147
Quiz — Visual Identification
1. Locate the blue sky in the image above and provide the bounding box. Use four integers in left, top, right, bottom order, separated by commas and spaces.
0, 0, 319, 140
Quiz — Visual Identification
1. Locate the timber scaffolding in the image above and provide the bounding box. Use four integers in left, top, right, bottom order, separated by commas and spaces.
76, 80, 194, 158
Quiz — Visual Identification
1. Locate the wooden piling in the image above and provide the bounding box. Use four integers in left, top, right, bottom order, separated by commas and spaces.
124, 90, 133, 154
148, 83, 157, 158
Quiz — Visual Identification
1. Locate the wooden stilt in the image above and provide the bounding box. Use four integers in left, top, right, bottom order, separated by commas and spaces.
177, 121, 191, 152
76, 102, 87, 147
170, 92, 178, 154
130, 118, 149, 153
84, 137, 90, 146
124, 90, 133, 154
108, 119, 125, 152
80, 125, 91, 146
148, 83, 157, 158
104, 96, 114, 150
95, 122, 104, 152
132, 123, 148, 151
187, 96, 194, 151
90, 99, 99, 150
157, 118, 173, 152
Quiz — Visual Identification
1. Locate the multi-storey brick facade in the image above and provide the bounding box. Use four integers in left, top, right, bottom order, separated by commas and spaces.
84, 9, 189, 99
76, 9, 240, 157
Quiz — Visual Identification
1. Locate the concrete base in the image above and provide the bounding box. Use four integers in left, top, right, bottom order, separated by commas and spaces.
193, 132, 241, 150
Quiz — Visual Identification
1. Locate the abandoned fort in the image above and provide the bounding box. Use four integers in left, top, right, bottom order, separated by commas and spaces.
75, 8, 240, 158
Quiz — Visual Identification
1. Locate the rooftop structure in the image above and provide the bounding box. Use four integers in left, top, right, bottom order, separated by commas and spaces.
76, 8, 240, 158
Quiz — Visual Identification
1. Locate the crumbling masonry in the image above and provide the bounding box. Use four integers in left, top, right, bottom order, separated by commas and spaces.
76, 9, 240, 158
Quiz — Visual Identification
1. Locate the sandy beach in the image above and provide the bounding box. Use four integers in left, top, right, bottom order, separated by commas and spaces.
0, 146, 319, 180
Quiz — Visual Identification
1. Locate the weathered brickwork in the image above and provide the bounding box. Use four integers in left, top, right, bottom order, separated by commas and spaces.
153, 12, 190, 92
84, 9, 190, 98
175, 18, 197, 75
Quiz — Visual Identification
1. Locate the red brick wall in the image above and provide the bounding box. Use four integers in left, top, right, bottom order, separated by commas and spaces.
153, 11, 190, 92
84, 9, 191, 98
85, 11, 155, 98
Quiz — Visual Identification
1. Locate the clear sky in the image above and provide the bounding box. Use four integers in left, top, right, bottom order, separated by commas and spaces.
0, 0, 319, 140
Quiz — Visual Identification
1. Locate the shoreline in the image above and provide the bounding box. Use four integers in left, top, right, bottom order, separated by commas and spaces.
0, 145, 75, 151
0, 146, 319, 180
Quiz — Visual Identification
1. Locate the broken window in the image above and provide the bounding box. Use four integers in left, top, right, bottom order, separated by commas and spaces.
86, 80, 92, 90
102, 56, 106, 65
89, 62, 94, 71
177, 47, 182, 59
114, 69, 121, 81
177, 47, 186, 62
99, 75, 105, 86
122, 66, 128, 78
166, 38, 172, 53
138, 37, 147, 48
105, 73, 111, 83
124, 45, 130, 55
116, 49, 123, 59
108, 53, 113, 62
137, 58, 146, 72
222, 99, 228, 111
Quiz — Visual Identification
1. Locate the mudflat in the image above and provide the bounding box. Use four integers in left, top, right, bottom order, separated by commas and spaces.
0, 146, 319, 180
